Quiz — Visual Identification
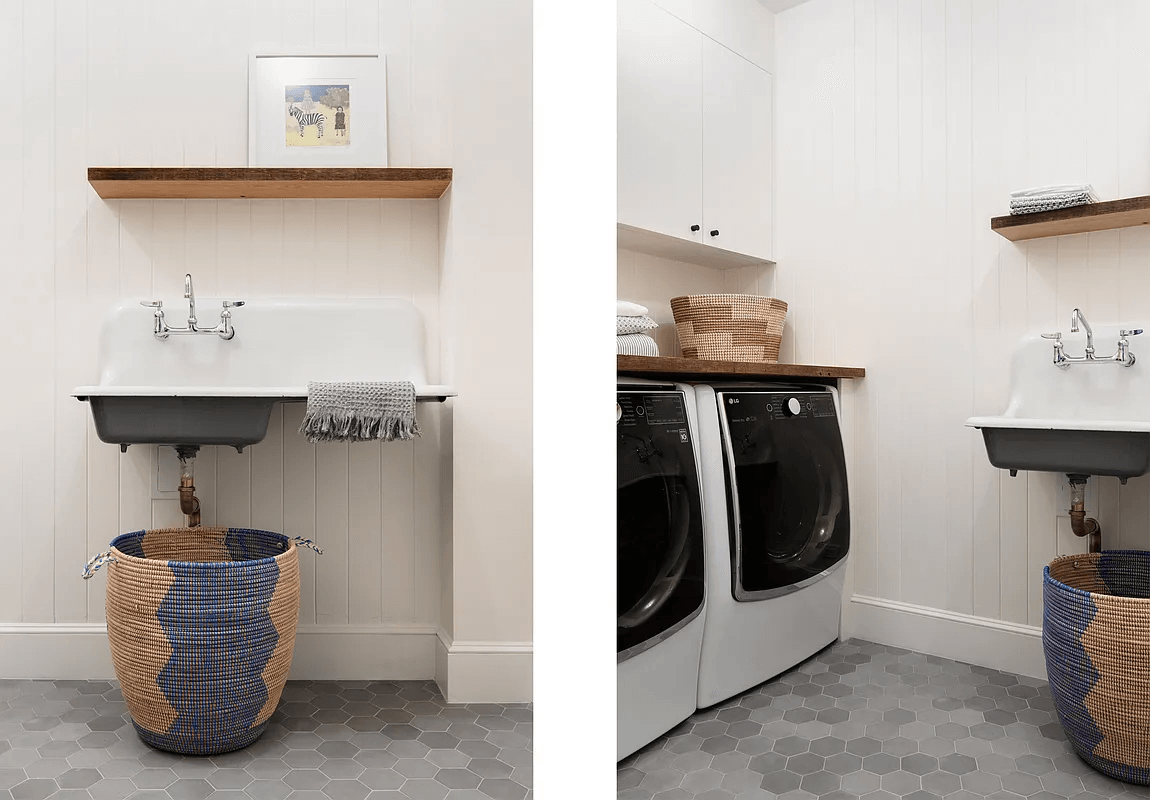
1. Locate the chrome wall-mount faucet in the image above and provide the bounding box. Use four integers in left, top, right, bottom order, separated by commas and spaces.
1041, 307, 1142, 368
141, 274, 245, 340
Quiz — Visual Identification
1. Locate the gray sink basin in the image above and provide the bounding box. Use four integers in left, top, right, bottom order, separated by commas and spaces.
978, 426, 1150, 479
84, 395, 285, 452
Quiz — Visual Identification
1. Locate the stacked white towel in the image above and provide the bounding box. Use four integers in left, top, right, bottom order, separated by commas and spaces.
617, 300, 659, 356
1009, 184, 1098, 215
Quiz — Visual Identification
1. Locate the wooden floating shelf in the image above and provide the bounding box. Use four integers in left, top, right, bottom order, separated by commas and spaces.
991, 194, 1150, 241
88, 167, 453, 199
617, 355, 865, 381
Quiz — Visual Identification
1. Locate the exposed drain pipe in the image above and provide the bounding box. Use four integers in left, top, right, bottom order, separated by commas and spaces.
175, 445, 201, 528
1067, 474, 1101, 553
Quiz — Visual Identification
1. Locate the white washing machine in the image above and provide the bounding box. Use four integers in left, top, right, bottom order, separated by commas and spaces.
694, 383, 849, 708
617, 379, 706, 760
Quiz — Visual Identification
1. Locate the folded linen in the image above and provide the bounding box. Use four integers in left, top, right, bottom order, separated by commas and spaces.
1009, 192, 1096, 215
1010, 188, 1098, 205
617, 315, 658, 336
617, 333, 659, 357
617, 300, 649, 316
1010, 184, 1096, 199
299, 381, 421, 443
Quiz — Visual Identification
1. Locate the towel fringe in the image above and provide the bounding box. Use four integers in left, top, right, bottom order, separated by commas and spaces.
299, 407, 421, 443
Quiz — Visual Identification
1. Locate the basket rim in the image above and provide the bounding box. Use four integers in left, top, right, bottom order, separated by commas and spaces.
109, 526, 296, 570
669, 293, 788, 304
1044, 549, 1150, 604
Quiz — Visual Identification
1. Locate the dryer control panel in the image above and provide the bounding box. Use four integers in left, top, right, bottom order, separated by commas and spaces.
725, 392, 836, 422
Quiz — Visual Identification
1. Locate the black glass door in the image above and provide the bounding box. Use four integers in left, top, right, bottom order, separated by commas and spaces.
617, 391, 705, 659
720, 391, 849, 598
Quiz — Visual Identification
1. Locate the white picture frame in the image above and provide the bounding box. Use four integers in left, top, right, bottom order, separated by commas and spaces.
248, 51, 388, 167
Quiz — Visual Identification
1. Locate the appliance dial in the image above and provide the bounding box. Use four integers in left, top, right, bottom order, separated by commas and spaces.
785, 397, 802, 417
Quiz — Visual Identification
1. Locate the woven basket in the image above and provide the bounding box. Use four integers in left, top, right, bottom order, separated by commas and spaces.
1044, 551, 1150, 783
89, 527, 306, 755
670, 294, 788, 362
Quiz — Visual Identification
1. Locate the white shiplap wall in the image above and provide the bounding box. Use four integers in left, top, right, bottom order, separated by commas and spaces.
0, 0, 448, 663
775, 0, 1150, 638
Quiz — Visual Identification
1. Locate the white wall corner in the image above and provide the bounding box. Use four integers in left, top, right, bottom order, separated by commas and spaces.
844, 595, 1047, 680
434, 628, 533, 704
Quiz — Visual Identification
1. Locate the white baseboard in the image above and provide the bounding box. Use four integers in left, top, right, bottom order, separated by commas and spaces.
435, 629, 533, 704
0, 623, 438, 682
845, 595, 1047, 679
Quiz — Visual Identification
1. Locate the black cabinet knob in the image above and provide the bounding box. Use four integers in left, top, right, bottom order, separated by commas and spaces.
710, 229, 719, 237
690, 224, 700, 232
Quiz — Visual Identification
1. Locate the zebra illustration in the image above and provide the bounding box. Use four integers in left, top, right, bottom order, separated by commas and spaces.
288, 104, 325, 139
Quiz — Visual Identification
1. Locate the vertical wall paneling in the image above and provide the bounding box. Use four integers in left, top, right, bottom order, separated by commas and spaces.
777, 0, 1150, 628
53, 0, 90, 624
943, 0, 974, 616
315, 441, 351, 625
250, 405, 286, 534
381, 441, 416, 623
20, 0, 56, 624
2, 2, 447, 651
195, 447, 219, 529
216, 447, 253, 530
969, 0, 1002, 620
872, 0, 902, 604
348, 442, 383, 625
283, 403, 318, 626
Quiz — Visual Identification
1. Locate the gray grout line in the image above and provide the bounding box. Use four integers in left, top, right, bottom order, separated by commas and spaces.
0, 678, 531, 800
619, 638, 1139, 800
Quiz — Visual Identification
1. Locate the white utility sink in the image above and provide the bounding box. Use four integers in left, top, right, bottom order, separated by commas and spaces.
966, 325, 1150, 479
74, 296, 454, 451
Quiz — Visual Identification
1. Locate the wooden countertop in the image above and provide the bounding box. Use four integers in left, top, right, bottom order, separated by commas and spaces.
617, 355, 865, 381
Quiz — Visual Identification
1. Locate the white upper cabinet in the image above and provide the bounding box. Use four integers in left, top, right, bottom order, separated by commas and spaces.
702, 37, 773, 261
618, 0, 775, 266
618, 0, 704, 244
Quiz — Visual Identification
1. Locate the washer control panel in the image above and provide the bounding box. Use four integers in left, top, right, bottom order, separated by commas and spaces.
618, 392, 687, 427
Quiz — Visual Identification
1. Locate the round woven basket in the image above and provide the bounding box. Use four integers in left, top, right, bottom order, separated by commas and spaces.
103, 527, 301, 755
1044, 551, 1150, 783
670, 294, 788, 362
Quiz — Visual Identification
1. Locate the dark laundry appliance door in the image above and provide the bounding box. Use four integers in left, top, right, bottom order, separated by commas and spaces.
617, 390, 705, 662
717, 390, 850, 601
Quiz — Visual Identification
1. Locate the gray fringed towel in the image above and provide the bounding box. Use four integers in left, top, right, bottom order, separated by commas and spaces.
299, 381, 421, 443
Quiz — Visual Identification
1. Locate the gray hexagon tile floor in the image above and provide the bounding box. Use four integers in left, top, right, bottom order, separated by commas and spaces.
0, 678, 531, 800
618, 639, 1150, 800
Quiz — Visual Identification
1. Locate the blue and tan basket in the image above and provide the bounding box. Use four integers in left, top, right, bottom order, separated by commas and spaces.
1044, 551, 1150, 784
83, 527, 320, 756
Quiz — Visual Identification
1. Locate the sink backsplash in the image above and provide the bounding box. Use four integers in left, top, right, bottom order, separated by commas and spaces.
1005, 325, 1150, 421
96, 297, 430, 389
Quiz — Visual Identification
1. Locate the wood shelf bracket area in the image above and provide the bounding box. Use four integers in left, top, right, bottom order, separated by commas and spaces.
88, 167, 453, 200
991, 194, 1150, 241
617, 355, 865, 381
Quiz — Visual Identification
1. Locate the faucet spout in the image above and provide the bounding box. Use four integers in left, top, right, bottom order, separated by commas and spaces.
184, 273, 197, 328
1071, 308, 1094, 357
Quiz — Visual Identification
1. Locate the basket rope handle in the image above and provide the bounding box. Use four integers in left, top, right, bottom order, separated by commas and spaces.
82, 551, 117, 580
293, 537, 324, 555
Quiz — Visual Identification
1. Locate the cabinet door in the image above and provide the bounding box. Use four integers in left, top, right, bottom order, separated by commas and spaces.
618, 0, 704, 243
702, 39, 773, 260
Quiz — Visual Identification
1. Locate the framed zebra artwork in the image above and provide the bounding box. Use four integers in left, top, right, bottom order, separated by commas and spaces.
248, 52, 387, 166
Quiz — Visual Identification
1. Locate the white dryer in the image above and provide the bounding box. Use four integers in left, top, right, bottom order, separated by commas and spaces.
617, 379, 706, 760
694, 383, 850, 708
